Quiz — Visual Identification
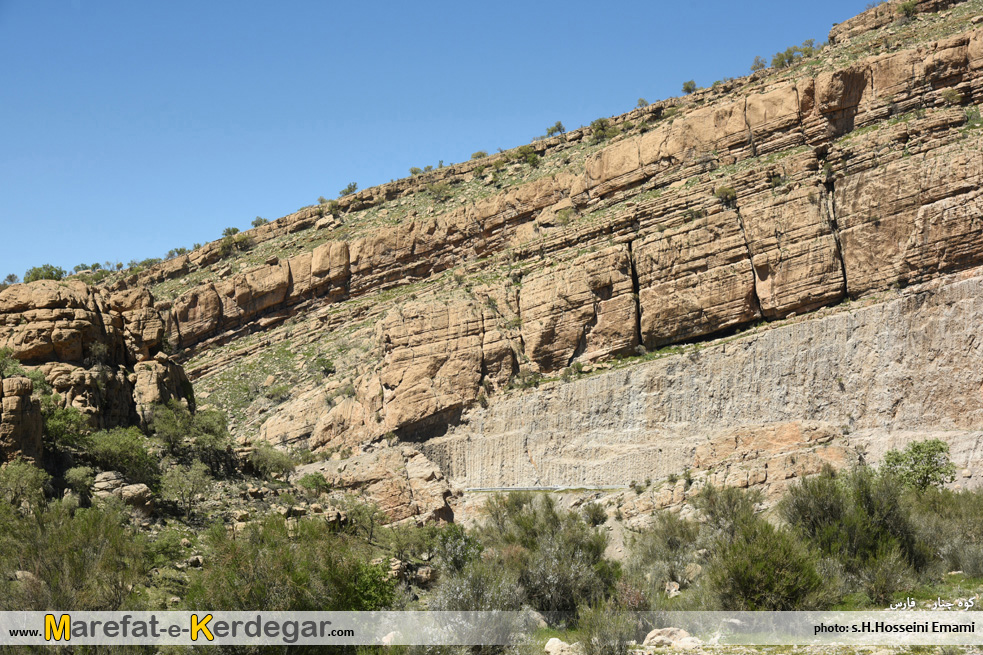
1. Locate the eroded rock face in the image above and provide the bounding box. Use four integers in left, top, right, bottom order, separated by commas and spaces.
293, 446, 455, 523
0, 377, 42, 462
0, 280, 193, 459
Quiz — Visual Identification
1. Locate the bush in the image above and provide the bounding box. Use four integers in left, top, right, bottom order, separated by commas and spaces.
515, 145, 539, 167
89, 427, 159, 486
222, 226, 239, 237
477, 493, 616, 614
433, 522, 483, 573
40, 395, 91, 450
471, 151, 488, 160
751, 55, 767, 72
781, 466, 930, 576
185, 515, 395, 611
882, 439, 956, 491
0, 273, 19, 291
578, 601, 636, 655
590, 118, 619, 144
249, 442, 295, 479
23, 265, 66, 284
714, 185, 738, 207
0, 500, 148, 610
707, 516, 830, 610
941, 88, 964, 106
409, 166, 423, 176
429, 559, 524, 611
583, 502, 607, 527
0, 459, 51, 508
628, 510, 700, 589
64, 466, 95, 503
339, 182, 358, 197
296, 473, 331, 497
899, 0, 917, 18
313, 356, 335, 376
161, 461, 213, 519
682, 80, 697, 94
251, 216, 269, 227
637, 98, 649, 108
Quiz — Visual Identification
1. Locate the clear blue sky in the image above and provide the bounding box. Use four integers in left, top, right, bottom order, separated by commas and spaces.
1, 0, 871, 279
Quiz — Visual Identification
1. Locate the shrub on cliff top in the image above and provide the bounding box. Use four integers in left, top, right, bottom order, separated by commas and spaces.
23, 264, 65, 284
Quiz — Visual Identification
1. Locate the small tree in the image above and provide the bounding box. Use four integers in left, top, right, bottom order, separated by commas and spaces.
24, 265, 66, 284
637, 98, 649, 108
545, 121, 566, 137
64, 466, 95, 504
222, 226, 240, 237
162, 461, 213, 519
470, 151, 488, 160
682, 80, 697, 94
899, 0, 917, 18
251, 216, 269, 227
339, 182, 358, 197
882, 439, 957, 491
751, 56, 767, 72
0, 459, 50, 508
249, 442, 295, 480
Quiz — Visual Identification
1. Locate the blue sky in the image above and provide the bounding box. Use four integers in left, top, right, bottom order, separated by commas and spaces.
1, 0, 871, 279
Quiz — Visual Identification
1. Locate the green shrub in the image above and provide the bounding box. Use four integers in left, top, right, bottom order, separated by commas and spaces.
161, 461, 213, 519
578, 601, 636, 655
0, 500, 148, 610
751, 55, 767, 72
714, 185, 738, 207
0, 347, 25, 378
477, 493, 616, 614
590, 118, 619, 144
185, 515, 395, 611
40, 395, 91, 450
149, 528, 188, 568
637, 98, 649, 108
296, 473, 331, 497
430, 559, 523, 611
427, 181, 453, 201
313, 356, 336, 376
409, 166, 423, 176
222, 226, 239, 237
0, 273, 19, 291
23, 264, 66, 284
249, 442, 295, 479
583, 501, 607, 527
707, 516, 830, 610
89, 427, 159, 486
471, 151, 488, 159
899, 0, 917, 18
882, 439, 956, 491
63, 466, 95, 503
433, 522, 483, 574
515, 144, 540, 167
781, 466, 930, 575
339, 182, 358, 197
682, 80, 697, 94
629, 510, 700, 589
941, 88, 964, 106
0, 459, 51, 508
251, 216, 269, 227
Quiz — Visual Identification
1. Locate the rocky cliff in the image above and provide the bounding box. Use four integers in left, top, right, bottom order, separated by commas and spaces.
3, 0, 983, 518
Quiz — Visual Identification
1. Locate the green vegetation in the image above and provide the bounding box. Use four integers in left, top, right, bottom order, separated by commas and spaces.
682, 80, 697, 94
751, 55, 767, 72
714, 185, 738, 207
251, 216, 269, 227
899, 0, 918, 18
545, 120, 566, 137
882, 438, 957, 490
339, 182, 358, 197
636, 98, 649, 108
89, 427, 160, 486
23, 264, 66, 283
249, 441, 296, 479
470, 150, 488, 159
771, 39, 819, 69
589, 118, 619, 144
161, 461, 213, 518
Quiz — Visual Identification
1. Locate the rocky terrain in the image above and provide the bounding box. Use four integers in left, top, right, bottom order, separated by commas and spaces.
3, 0, 983, 523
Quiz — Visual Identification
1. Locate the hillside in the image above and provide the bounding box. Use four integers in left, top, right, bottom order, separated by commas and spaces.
3, 0, 983, 524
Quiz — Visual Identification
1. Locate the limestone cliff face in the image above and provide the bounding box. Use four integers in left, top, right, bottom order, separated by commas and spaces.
0, 281, 192, 458
2, 1, 983, 509
422, 269, 983, 491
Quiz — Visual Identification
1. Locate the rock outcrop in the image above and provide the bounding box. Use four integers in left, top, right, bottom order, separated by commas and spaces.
0, 377, 42, 462
0, 281, 192, 460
